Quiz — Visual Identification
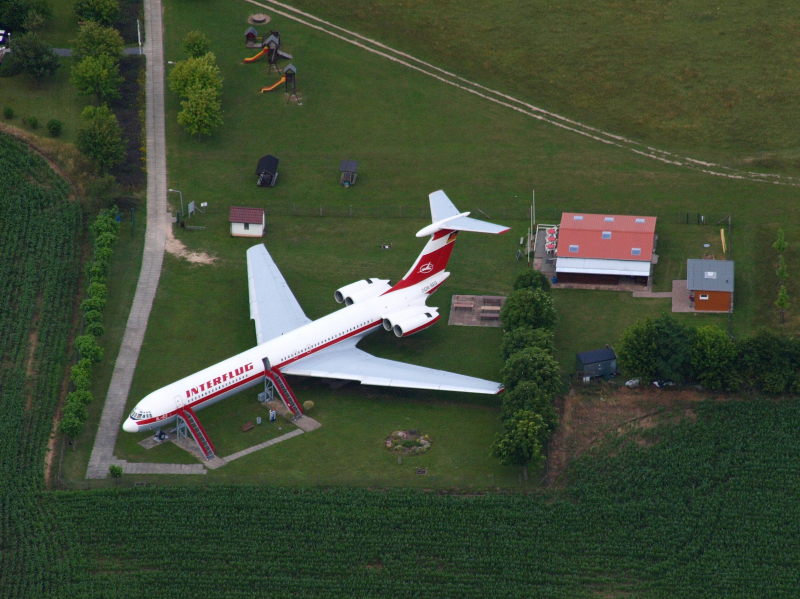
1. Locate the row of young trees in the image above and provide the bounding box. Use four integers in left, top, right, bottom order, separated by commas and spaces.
491, 271, 561, 479
60, 207, 119, 439
69, 6, 129, 173
168, 32, 223, 137
619, 313, 800, 394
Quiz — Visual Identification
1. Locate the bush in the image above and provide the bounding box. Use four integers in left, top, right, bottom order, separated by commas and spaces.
3, 107, 13, 119
75, 334, 104, 363
24, 115, 39, 129
74, 0, 119, 26
46, 119, 62, 137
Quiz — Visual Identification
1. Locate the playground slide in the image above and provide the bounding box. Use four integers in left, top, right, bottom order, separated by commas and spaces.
260, 76, 286, 93
243, 47, 268, 63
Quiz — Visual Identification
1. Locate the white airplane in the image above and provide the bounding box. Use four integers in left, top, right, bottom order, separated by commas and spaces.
122, 191, 509, 440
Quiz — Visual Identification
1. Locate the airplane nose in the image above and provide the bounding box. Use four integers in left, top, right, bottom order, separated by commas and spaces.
122, 418, 138, 433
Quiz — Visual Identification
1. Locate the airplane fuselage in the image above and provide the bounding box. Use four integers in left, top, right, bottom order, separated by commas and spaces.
123, 272, 448, 433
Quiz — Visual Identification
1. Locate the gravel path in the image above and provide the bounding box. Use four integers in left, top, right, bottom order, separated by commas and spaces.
86, 0, 169, 479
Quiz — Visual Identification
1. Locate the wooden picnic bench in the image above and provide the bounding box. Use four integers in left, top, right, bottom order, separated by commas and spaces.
241, 421, 255, 432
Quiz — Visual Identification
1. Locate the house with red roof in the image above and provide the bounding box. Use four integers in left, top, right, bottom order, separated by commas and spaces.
229, 206, 265, 238
554, 212, 657, 286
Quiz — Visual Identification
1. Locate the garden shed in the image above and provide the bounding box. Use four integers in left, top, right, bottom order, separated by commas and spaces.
576, 346, 617, 379
256, 154, 279, 187
229, 206, 265, 238
687, 259, 734, 312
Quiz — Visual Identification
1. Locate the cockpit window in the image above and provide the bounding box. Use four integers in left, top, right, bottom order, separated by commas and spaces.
129, 409, 152, 420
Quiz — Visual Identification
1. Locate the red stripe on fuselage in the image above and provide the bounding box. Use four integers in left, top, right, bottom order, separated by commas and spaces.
273, 319, 382, 369
133, 319, 384, 428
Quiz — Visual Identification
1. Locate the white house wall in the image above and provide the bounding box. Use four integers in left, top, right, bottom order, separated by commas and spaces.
555, 257, 651, 277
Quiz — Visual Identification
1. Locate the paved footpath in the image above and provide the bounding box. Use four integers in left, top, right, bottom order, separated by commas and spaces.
86, 0, 170, 479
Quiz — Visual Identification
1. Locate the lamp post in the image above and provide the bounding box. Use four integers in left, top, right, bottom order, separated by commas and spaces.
168, 188, 183, 222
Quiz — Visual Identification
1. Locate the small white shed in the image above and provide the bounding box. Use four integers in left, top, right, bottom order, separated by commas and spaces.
229, 206, 265, 237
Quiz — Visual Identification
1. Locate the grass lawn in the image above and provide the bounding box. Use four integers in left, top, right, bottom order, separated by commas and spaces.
1, 57, 86, 144
287, 0, 800, 169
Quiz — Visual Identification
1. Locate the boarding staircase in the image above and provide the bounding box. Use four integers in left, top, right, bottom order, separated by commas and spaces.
177, 406, 216, 460
264, 369, 304, 417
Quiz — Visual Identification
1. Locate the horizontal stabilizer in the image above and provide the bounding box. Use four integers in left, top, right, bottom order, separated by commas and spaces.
417, 190, 510, 237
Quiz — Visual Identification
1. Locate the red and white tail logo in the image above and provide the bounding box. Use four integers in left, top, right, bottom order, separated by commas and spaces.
387, 230, 459, 293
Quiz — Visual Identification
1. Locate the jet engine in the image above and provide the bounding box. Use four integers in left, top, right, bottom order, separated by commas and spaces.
382, 307, 440, 337
334, 278, 391, 305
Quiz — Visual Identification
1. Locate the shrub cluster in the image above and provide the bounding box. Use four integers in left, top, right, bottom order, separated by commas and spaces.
60, 207, 120, 439
618, 314, 800, 394
492, 270, 561, 473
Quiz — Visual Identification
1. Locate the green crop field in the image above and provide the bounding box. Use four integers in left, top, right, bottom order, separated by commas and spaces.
4, 0, 800, 596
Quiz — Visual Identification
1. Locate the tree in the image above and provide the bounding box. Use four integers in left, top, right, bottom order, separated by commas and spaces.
772, 228, 788, 253
168, 52, 222, 98
501, 326, 555, 360
500, 288, 556, 331
177, 85, 223, 136
109, 464, 123, 478
736, 330, 798, 393
501, 347, 562, 397
76, 105, 125, 173
618, 314, 695, 384
513, 269, 551, 292
492, 410, 546, 480
501, 381, 558, 432
73, 21, 123, 60
775, 285, 790, 325
183, 30, 210, 58
2, 33, 60, 80
73, 0, 119, 26
689, 325, 739, 391
71, 53, 122, 103
776, 254, 788, 284
0, 0, 51, 32
59, 414, 83, 440
74, 333, 104, 363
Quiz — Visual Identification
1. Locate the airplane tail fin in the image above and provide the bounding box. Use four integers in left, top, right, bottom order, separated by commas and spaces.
387, 190, 510, 293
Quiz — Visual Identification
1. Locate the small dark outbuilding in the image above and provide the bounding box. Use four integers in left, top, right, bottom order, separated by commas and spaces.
256, 154, 279, 187
339, 160, 359, 187
576, 346, 617, 380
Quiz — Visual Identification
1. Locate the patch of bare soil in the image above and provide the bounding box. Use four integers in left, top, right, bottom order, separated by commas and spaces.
544, 385, 710, 487
165, 229, 217, 264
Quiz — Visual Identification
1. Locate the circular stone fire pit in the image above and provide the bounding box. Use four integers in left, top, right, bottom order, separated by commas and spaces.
385, 430, 432, 456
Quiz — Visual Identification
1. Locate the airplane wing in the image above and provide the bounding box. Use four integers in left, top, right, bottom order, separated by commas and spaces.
247, 244, 312, 343
281, 340, 502, 394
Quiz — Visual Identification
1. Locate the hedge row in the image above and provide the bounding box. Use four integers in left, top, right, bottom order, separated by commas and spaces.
59, 207, 119, 438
